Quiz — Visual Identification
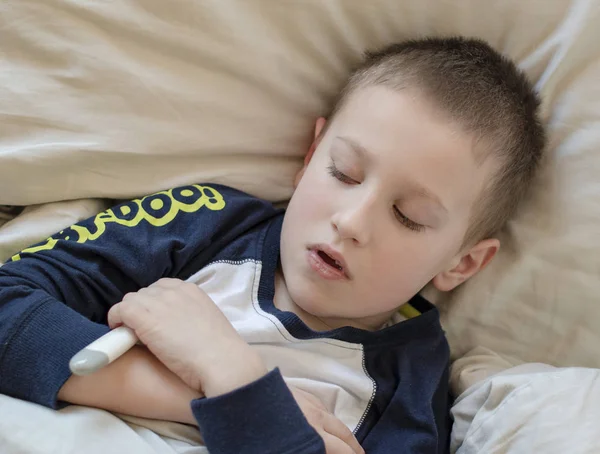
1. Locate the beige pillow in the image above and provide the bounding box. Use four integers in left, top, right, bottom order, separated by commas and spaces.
1, 0, 600, 370
0, 0, 567, 205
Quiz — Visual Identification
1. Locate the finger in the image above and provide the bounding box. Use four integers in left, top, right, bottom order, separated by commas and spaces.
292, 388, 328, 412
107, 292, 137, 329
320, 432, 357, 454
107, 296, 152, 331
138, 285, 163, 298
323, 415, 364, 454
154, 277, 182, 288
107, 303, 123, 329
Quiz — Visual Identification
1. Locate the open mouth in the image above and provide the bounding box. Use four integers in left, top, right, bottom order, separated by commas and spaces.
307, 244, 350, 280
317, 250, 344, 271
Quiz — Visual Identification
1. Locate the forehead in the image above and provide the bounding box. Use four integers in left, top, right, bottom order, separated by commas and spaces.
327, 86, 492, 216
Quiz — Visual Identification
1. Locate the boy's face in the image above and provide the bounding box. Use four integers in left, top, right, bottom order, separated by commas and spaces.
280, 86, 499, 330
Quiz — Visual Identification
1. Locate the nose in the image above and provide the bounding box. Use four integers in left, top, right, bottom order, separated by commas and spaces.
331, 194, 375, 246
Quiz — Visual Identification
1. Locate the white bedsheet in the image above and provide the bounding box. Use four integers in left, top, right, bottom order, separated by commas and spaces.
0, 395, 205, 454
451, 359, 600, 453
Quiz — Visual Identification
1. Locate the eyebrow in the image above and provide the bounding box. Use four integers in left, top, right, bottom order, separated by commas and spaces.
337, 136, 449, 215
338, 136, 370, 160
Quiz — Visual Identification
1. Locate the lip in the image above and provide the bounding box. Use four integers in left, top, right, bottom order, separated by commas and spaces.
307, 244, 351, 280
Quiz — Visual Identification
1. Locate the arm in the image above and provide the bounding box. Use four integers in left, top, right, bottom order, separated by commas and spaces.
58, 345, 202, 425
0, 184, 277, 409
193, 369, 326, 454
59, 333, 355, 453
106, 278, 363, 454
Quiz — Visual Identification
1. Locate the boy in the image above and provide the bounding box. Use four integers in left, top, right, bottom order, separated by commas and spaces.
0, 37, 545, 453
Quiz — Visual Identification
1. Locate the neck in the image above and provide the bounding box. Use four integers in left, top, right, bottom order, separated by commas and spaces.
273, 269, 394, 332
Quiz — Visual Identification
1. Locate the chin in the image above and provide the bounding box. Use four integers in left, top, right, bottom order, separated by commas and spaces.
285, 264, 341, 317
294, 295, 322, 315
289, 285, 327, 316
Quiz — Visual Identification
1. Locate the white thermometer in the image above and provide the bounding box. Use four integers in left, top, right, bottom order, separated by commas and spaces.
69, 326, 138, 375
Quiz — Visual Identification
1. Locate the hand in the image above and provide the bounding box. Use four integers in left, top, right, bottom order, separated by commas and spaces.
289, 386, 365, 454
107, 278, 267, 397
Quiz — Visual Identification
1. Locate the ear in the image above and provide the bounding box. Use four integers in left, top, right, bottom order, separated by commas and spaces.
294, 117, 327, 187
432, 238, 500, 292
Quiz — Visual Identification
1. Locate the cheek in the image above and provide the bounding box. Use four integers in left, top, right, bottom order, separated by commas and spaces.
372, 238, 447, 291
292, 167, 334, 218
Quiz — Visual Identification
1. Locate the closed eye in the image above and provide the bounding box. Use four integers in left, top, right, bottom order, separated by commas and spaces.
393, 207, 425, 232
329, 159, 425, 232
328, 161, 358, 185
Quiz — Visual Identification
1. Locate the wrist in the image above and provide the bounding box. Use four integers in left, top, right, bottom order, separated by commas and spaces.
200, 345, 268, 398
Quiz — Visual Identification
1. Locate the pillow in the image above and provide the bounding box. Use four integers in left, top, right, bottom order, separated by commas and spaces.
2, 0, 600, 370
449, 347, 519, 397
0, 0, 572, 205
437, 3, 600, 369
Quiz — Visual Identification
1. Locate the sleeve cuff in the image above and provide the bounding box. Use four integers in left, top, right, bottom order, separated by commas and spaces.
0, 299, 110, 409
191, 368, 324, 454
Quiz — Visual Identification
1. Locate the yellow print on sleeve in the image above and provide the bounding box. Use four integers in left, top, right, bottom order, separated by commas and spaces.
11, 185, 226, 262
